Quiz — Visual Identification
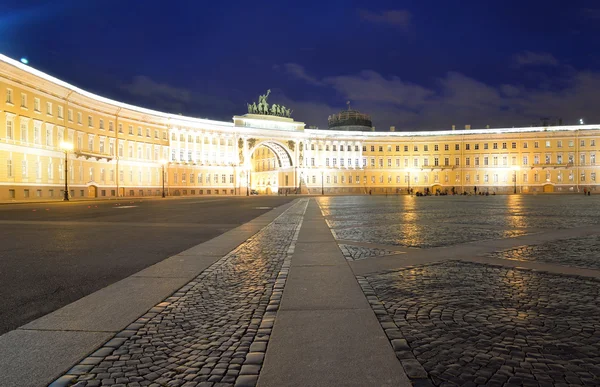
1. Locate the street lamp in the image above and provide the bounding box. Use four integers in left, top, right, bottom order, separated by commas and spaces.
60, 142, 73, 201
320, 168, 325, 195
511, 165, 520, 194
160, 159, 167, 198
246, 166, 251, 196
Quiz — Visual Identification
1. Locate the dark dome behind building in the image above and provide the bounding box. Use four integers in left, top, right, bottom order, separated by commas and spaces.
327, 104, 372, 131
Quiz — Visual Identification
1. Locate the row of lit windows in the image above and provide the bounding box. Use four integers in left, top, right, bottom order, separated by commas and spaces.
304, 171, 597, 185
4, 87, 168, 141
171, 133, 234, 146
172, 173, 234, 185
361, 139, 598, 154
308, 153, 599, 169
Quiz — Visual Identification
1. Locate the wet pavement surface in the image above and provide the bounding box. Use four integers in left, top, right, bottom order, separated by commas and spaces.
360, 262, 600, 387
58, 199, 307, 387
320, 195, 600, 387
488, 235, 600, 270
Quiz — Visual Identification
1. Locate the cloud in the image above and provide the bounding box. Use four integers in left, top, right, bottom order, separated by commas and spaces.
122, 75, 191, 102
283, 63, 323, 86
120, 75, 236, 119
358, 9, 411, 28
277, 64, 600, 131
582, 8, 600, 21
513, 51, 559, 67
324, 71, 432, 108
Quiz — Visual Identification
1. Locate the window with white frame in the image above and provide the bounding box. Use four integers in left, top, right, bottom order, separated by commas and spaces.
6, 88, 13, 104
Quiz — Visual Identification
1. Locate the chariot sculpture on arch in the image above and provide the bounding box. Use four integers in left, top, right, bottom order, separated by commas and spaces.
247, 89, 292, 118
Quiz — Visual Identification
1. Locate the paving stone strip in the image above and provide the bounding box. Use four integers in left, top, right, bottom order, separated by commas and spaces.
358, 261, 600, 387
338, 243, 403, 261
50, 199, 308, 387
487, 234, 600, 270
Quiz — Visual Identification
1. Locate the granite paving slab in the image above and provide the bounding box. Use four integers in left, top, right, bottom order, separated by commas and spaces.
52, 199, 308, 387
360, 261, 600, 387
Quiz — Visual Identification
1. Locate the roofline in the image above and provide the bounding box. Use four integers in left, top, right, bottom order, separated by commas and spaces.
2, 53, 598, 136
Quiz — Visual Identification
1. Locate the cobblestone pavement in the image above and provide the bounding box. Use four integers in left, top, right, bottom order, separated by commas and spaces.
488, 235, 600, 270
54, 199, 308, 387
338, 243, 402, 261
334, 223, 528, 248
360, 261, 600, 387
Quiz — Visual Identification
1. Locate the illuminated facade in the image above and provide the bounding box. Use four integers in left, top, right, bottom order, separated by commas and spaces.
1, 53, 599, 201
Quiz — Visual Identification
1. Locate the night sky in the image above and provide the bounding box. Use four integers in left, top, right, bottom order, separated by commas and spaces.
2, 0, 600, 131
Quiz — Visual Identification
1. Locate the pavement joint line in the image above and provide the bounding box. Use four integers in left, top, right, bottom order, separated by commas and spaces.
49, 198, 310, 387
17, 328, 119, 333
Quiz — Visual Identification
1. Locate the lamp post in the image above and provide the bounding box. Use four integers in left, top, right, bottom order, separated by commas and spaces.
60, 142, 73, 201
511, 165, 520, 194
246, 166, 250, 196
160, 159, 167, 198
321, 169, 324, 195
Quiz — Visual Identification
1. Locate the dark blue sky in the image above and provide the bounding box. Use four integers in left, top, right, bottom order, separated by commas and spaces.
2, 0, 600, 130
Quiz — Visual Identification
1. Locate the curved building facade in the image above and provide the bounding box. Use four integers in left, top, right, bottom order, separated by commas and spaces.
1, 53, 599, 200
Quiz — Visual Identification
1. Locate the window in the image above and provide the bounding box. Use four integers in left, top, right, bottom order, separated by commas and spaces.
414, 145, 418, 152
444, 144, 449, 151
34, 98, 40, 112
455, 157, 460, 166
68, 109, 73, 121
404, 145, 408, 152
484, 143, 488, 150
88, 116, 93, 127
396, 145, 400, 152
534, 155, 539, 164
534, 141, 539, 148
6, 88, 13, 104
424, 145, 429, 152
7, 159, 13, 177
6, 119, 13, 140
455, 144, 460, 151
557, 140, 562, 148
474, 144, 479, 150
581, 140, 585, 147
569, 140, 574, 147
137, 127, 142, 136
57, 105, 63, 119
502, 143, 507, 149
146, 128, 150, 137
523, 142, 528, 149
493, 143, 498, 149
466, 157, 470, 166
591, 154, 596, 165
546, 141, 551, 148
511, 142, 516, 149
20, 93, 27, 108
99, 119, 104, 130
88, 137, 94, 151
484, 157, 488, 166
434, 145, 439, 151
46, 102, 52, 116
118, 123, 123, 133
20, 121, 28, 143
370, 146, 374, 152
591, 140, 596, 146
77, 112, 82, 124
475, 157, 480, 166
465, 144, 470, 150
